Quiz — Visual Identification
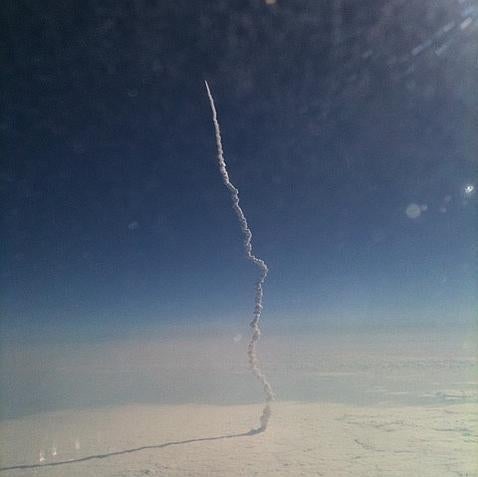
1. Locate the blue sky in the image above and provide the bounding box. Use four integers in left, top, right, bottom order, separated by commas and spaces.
2, 0, 477, 341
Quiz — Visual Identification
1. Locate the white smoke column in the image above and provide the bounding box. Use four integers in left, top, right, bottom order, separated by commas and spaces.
204, 81, 274, 432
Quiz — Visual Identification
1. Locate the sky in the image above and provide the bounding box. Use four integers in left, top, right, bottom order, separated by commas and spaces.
1, 0, 477, 342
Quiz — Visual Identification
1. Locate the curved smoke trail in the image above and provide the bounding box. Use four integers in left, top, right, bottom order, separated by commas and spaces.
204, 81, 274, 432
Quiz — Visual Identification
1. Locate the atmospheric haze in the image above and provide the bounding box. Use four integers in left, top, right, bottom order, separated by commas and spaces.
1, 328, 477, 476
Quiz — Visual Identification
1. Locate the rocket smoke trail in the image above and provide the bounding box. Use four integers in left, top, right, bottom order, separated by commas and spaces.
204, 81, 274, 432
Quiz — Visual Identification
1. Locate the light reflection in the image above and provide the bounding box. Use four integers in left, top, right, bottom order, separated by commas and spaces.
463, 184, 475, 196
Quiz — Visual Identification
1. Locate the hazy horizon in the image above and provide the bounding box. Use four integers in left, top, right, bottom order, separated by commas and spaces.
1, 324, 476, 421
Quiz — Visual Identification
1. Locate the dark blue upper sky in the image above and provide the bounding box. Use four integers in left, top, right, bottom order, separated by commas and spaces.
1, 0, 477, 340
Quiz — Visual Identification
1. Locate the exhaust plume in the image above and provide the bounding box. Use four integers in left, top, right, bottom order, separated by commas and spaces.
204, 80, 274, 432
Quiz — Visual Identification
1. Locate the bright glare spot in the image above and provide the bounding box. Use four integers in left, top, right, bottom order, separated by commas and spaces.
464, 184, 475, 196
74, 439, 81, 450
405, 203, 421, 219
233, 333, 242, 343
51, 445, 57, 457
420, 204, 428, 211
39, 451, 45, 463
265, 0, 276, 4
